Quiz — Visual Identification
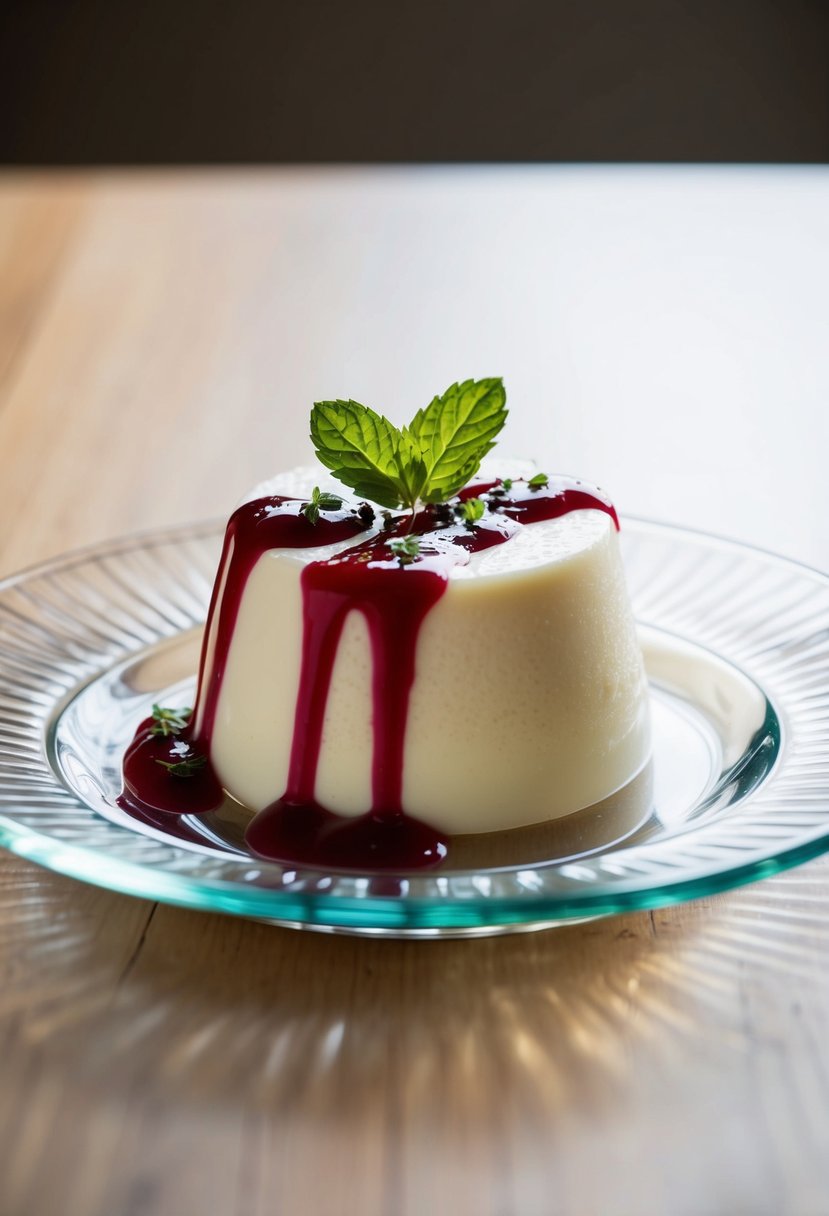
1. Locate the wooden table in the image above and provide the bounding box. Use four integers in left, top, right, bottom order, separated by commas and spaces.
1, 168, 828, 1216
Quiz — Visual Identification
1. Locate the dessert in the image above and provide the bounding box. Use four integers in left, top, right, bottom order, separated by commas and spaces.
122, 378, 650, 869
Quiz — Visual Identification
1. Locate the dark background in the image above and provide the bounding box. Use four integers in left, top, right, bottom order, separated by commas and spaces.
2, 0, 828, 163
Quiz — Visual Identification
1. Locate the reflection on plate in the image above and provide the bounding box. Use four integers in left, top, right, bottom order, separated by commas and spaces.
0, 519, 826, 937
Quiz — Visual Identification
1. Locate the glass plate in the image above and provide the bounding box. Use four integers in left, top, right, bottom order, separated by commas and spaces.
0, 518, 827, 938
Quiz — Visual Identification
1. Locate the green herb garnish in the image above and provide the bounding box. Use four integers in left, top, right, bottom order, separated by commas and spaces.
502, 477, 513, 491
150, 704, 192, 737
528, 472, 549, 491
310, 378, 507, 519
459, 497, 485, 525
408, 379, 508, 503
155, 750, 207, 778
301, 485, 344, 526
388, 536, 422, 566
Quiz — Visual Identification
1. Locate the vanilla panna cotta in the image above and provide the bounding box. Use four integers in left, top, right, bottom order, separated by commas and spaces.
193, 468, 650, 846
121, 379, 651, 870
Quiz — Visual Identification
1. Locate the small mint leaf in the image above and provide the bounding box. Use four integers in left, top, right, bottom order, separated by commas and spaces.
155, 752, 207, 778
388, 536, 421, 566
301, 486, 343, 525
528, 473, 549, 490
150, 704, 192, 737
459, 497, 485, 525
316, 491, 343, 511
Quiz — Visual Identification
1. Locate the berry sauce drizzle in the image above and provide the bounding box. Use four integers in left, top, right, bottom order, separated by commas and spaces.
120, 477, 618, 870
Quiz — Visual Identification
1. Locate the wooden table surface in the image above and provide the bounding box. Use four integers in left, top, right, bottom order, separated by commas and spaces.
1, 168, 828, 1216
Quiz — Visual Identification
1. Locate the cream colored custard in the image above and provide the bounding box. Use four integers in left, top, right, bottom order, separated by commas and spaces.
197, 468, 650, 836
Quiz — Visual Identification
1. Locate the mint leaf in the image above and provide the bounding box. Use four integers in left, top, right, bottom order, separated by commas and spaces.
310, 400, 426, 511
155, 752, 207, 778
388, 536, 421, 566
528, 472, 549, 491
301, 485, 344, 525
407, 378, 507, 504
459, 497, 485, 525
150, 704, 192, 737
317, 491, 343, 510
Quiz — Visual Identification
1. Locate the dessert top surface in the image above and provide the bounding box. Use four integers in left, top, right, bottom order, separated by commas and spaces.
238, 464, 618, 581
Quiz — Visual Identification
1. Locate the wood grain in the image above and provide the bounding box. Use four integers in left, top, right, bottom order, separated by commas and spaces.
1, 170, 828, 1216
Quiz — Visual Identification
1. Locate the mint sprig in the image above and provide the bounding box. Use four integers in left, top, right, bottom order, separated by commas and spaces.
155, 753, 208, 778
459, 497, 485, 525
310, 378, 507, 516
301, 485, 343, 526
150, 704, 192, 738
388, 536, 421, 566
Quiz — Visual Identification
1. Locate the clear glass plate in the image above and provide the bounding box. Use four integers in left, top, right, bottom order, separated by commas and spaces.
0, 518, 826, 938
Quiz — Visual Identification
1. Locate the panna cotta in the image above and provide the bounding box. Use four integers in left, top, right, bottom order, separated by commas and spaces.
120, 379, 650, 870
198, 468, 650, 842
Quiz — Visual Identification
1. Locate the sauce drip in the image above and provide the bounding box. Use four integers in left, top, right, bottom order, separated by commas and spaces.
121, 477, 618, 869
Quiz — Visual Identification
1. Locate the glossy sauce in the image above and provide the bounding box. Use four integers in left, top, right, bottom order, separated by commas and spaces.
121, 478, 618, 869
